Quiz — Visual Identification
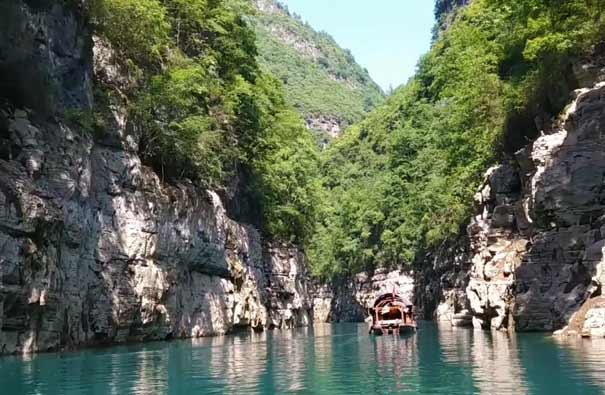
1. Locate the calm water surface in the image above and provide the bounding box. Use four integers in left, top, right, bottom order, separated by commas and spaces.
1, 323, 604, 394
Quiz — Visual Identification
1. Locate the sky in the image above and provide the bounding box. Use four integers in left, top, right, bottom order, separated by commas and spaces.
281, 0, 436, 91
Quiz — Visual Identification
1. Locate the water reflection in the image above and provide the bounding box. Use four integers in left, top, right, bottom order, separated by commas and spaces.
472, 330, 526, 394
555, 336, 605, 392
312, 323, 334, 373
371, 330, 419, 393
433, 323, 529, 394
132, 349, 169, 394
191, 331, 269, 393
1, 323, 605, 394
267, 326, 310, 393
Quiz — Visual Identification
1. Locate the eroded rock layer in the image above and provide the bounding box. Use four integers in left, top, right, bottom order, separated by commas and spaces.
420, 76, 605, 336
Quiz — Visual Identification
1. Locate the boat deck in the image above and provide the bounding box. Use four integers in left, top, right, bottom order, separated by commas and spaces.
368, 292, 416, 336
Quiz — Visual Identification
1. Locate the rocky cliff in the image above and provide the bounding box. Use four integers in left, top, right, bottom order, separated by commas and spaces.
419, 55, 605, 337
0, 100, 318, 355
414, 235, 471, 325
0, 0, 316, 356
0, 1, 93, 114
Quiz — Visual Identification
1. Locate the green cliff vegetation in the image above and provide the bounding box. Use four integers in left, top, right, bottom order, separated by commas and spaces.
251, 1, 384, 141
308, 0, 605, 278
87, 0, 321, 244
85, 0, 605, 279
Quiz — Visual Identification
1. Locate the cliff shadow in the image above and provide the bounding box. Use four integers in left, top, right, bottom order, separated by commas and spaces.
414, 234, 472, 321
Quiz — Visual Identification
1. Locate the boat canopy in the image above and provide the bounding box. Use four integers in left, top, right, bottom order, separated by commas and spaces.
370, 293, 412, 311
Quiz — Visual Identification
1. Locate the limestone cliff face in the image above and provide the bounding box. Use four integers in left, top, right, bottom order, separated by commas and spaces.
0, 103, 316, 355
419, 58, 605, 337
414, 235, 471, 325
0, 0, 313, 356
469, 82, 605, 336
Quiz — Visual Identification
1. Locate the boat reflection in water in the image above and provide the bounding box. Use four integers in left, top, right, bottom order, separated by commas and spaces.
370, 325, 420, 393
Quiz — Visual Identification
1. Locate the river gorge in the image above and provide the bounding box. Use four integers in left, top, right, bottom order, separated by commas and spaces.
1, 0, 605, 393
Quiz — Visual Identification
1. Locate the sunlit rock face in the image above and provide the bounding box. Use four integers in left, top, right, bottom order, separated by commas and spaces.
583, 308, 605, 337
305, 116, 343, 140
253, 0, 282, 15
0, 104, 315, 355
424, 0, 605, 335
458, 84, 605, 334
0, 2, 314, 356
263, 245, 314, 329
354, 269, 414, 309
418, 57, 605, 335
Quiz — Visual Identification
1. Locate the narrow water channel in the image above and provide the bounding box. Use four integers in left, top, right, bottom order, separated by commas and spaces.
1, 323, 603, 394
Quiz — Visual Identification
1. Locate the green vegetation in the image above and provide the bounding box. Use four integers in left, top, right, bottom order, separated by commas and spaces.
64, 108, 106, 138
85, 0, 605, 279
88, 0, 321, 244
308, 0, 605, 278
251, 1, 384, 140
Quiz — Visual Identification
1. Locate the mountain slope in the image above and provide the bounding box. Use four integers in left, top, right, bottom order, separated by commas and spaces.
309, 0, 605, 278
252, 0, 384, 143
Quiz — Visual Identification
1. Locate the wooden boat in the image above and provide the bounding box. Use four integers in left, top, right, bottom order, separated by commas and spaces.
368, 292, 416, 336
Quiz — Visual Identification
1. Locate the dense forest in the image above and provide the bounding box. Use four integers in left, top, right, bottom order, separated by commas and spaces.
81, 0, 605, 280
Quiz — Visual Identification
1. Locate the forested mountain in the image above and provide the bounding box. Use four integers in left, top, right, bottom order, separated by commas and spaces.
251, 0, 384, 143
308, 0, 605, 278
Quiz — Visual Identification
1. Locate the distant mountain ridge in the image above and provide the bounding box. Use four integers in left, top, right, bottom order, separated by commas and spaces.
251, 0, 384, 143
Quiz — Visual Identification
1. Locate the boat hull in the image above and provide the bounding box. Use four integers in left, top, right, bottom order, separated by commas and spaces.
369, 323, 417, 336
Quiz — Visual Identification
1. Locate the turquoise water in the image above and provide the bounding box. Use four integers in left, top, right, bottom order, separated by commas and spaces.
1, 323, 604, 394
